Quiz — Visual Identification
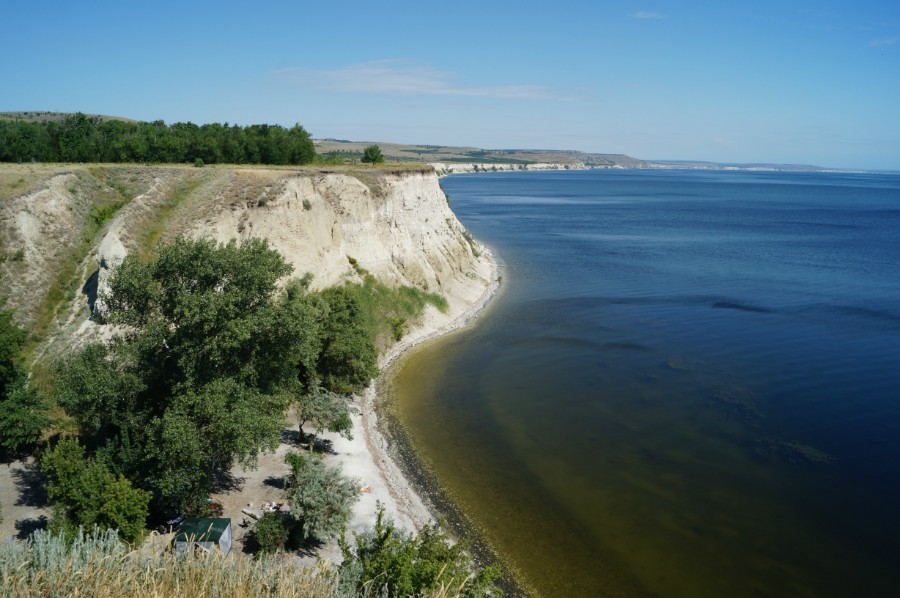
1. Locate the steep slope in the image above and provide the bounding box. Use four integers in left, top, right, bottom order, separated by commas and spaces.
0, 164, 493, 357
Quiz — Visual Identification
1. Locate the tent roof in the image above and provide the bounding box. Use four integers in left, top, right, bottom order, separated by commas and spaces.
174, 517, 231, 543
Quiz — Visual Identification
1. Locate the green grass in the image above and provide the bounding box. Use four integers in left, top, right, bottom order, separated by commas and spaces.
341, 263, 449, 347
135, 178, 203, 257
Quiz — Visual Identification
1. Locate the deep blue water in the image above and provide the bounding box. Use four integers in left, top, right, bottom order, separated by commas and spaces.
391, 169, 900, 596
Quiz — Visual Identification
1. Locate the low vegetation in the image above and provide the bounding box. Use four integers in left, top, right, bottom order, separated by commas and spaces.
0, 525, 498, 597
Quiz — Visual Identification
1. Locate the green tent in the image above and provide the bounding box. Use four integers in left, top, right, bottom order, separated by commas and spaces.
174, 517, 232, 556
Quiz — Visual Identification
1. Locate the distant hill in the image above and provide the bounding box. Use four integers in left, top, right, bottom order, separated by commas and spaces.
314, 139, 645, 168
0, 111, 136, 123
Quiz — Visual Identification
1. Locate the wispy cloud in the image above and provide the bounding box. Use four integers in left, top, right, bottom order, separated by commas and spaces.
869, 36, 900, 47
275, 60, 569, 101
632, 11, 666, 20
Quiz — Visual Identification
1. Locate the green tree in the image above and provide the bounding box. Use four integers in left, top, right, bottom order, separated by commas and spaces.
284, 451, 359, 542
296, 383, 356, 450
252, 512, 291, 555
339, 503, 501, 597
57, 238, 320, 513
41, 438, 150, 543
0, 302, 27, 391
0, 378, 49, 455
317, 286, 378, 394
361, 145, 385, 164
0, 303, 48, 456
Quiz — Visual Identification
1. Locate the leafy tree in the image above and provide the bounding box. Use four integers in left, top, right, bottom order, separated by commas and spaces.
0, 377, 49, 455
252, 512, 291, 555
0, 302, 27, 391
41, 438, 150, 543
0, 114, 316, 165
296, 383, 356, 449
0, 303, 48, 456
284, 451, 359, 542
317, 286, 378, 394
339, 503, 501, 597
362, 145, 385, 164
56, 238, 321, 513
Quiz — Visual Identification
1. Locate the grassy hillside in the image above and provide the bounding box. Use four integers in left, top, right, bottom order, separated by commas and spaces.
315, 138, 645, 167
0, 111, 136, 123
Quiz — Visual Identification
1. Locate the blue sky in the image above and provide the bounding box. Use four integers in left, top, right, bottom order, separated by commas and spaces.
3, 1, 899, 169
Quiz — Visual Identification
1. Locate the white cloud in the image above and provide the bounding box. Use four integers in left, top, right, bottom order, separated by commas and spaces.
632, 11, 666, 20
869, 36, 900, 47
275, 60, 568, 101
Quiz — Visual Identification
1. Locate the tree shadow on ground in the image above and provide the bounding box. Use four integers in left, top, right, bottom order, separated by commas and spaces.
12, 460, 49, 507
212, 469, 245, 493
263, 476, 284, 490
311, 438, 336, 455
282, 428, 337, 455
292, 537, 325, 559
280, 429, 301, 445
15, 516, 48, 540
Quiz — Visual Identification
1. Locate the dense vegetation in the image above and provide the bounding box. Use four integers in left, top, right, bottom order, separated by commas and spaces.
52, 238, 317, 518
0, 113, 315, 165
339, 504, 501, 597
0, 302, 48, 457
0, 236, 499, 595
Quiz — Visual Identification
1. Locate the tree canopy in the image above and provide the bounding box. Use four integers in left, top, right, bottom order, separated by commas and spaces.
361, 145, 385, 164
284, 451, 359, 542
0, 303, 48, 457
41, 438, 150, 543
0, 113, 316, 165
55, 238, 321, 513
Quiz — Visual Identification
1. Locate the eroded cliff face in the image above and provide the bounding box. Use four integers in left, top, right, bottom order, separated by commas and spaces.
0, 165, 492, 355
186, 171, 492, 316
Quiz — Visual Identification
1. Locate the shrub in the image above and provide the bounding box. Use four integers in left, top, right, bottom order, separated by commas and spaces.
361, 145, 385, 164
284, 452, 359, 542
253, 513, 290, 555
339, 503, 501, 597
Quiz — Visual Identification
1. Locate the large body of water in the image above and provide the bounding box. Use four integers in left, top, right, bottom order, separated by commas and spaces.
387, 169, 900, 596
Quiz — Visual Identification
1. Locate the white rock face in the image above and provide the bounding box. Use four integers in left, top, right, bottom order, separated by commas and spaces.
188, 171, 493, 321
431, 161, 586, 176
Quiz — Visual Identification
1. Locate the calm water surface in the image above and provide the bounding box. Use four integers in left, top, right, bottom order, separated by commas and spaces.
388, 170, 900, 597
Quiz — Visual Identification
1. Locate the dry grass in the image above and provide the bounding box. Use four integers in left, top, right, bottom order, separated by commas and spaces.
0, 164, 81, 204
0, 528, 338, 598
0, 528, 491, 598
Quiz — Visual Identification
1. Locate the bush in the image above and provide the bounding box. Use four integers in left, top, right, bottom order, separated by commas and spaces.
41, 438, 150, 543
339, 503, 501, 597
361, 145, 384, 164
253, 513, 290, 555
284, 452, 359, 542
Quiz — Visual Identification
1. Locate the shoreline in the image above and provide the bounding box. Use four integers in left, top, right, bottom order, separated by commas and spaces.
302, 243, 502, 567
355, 245, 501, 531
